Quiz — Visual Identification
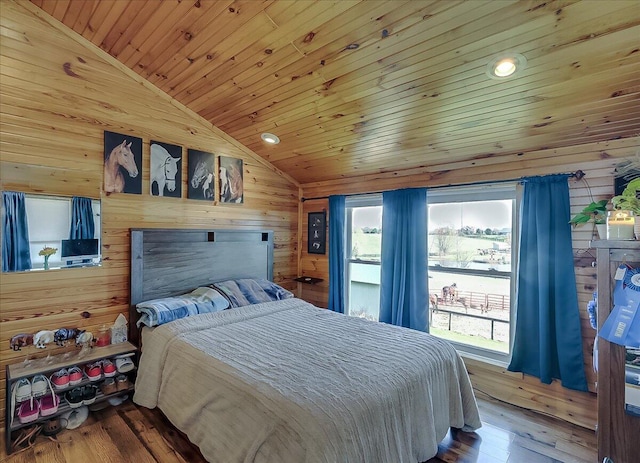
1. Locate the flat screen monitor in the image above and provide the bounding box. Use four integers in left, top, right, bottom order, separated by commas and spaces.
61, 239, 99, 265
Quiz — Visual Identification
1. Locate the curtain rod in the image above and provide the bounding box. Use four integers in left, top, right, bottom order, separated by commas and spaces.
300, 170, 585, 202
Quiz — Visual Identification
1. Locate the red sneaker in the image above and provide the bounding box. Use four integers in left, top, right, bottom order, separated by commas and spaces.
50, 369, 70, 389
102, 359, 117, 377
68, 366, 83, 385
85, 363, 102, 382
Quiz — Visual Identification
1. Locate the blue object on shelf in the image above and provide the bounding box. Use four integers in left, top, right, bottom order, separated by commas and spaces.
587, 291, 597, 330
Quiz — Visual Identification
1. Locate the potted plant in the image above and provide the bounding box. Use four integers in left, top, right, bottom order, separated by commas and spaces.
611, 178, 640, 239
569, 199, 608, 239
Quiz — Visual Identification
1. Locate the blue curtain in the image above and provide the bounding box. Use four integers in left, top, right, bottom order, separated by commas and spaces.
328, 195, 346, 313
70, 196, 95, 239
2, 192, 32, 272
508, 174, 587, 391
379, 188, 428, 331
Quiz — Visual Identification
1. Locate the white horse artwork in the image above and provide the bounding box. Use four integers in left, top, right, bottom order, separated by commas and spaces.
202, 173, 214, 197
190, 160, 214, 199
150, 143, 181, 197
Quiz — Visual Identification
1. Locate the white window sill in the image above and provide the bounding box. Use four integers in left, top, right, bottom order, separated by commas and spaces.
456, 349, 510, 369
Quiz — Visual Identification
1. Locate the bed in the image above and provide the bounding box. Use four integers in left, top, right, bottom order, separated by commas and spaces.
130, 229, 481, 463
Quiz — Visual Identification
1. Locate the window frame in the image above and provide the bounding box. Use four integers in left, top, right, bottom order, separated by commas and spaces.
345, 194, 382, 318
427, 183, 519, 364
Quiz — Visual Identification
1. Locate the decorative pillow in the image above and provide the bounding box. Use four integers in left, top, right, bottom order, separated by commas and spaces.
136, 286, 229, 327
211, 278, 294, 308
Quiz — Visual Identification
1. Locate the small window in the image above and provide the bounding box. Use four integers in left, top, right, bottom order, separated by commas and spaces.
346, 195, 382, 321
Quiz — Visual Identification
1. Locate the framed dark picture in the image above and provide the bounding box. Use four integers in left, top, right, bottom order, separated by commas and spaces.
103, 131, 142, 194
308, 211, 326, 254
187, 149, 215, 201
150, 141, 182, 198
219, 156, 244, 203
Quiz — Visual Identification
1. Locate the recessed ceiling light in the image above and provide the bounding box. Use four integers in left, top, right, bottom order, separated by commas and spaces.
261, 133, 280, 144
487, 53, 526, 79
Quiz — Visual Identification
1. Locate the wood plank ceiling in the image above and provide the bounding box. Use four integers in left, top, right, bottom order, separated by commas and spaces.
30, 0, 640, 185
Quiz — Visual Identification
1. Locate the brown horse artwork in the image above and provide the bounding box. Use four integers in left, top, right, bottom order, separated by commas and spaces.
104, 139, 139, 193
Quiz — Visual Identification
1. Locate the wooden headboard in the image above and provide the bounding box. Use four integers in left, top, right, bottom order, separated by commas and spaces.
129, 228, 274, 345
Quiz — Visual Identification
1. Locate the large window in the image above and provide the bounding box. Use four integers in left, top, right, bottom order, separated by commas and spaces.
345, 195, 382, 321
427, 183, 517, 362
342, 184, 517, 363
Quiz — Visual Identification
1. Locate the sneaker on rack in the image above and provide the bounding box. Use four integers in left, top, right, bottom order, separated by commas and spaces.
102, 359, 117, 377
14, 378, 32, 403
100, 377, 117, 396
51, 369, 70, 389
65, 387, 83, 409
115, 374, 130, 391
85, 362, 102, 382
82, 384, 98, 405
31, 375, 48, 398
68, 366, 83, 385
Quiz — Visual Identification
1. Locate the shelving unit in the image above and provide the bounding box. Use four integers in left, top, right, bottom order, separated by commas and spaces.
294, 276, 324, 284
592, 240, 640, 463
5, 341, 137, 455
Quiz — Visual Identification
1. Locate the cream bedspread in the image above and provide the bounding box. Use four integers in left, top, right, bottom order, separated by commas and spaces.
134, 298, 481, 463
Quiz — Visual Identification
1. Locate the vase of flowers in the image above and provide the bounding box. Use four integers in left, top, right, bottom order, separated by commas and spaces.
39, 246, 57, 270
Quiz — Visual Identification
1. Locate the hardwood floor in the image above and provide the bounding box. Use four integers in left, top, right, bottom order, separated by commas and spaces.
1, 393, 596, 463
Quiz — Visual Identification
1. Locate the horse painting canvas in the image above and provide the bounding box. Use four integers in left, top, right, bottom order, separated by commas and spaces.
150, 141, 182, 198
187, 149, 215, 201
219, 156, 243, 204
104, 131, 142, 194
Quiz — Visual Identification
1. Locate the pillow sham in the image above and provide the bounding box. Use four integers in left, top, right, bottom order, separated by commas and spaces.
211, 278, 294, 308
136, 286, 229, 327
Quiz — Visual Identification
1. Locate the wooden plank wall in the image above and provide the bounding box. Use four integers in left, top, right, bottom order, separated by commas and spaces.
299, 136, 640, 430
0, 1, 299, 428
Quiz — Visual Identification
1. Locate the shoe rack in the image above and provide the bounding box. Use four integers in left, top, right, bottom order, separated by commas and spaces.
5, 341, 137, 455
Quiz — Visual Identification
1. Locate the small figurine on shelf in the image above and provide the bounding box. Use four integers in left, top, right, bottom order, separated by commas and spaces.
53, 328, 84, 347
33, 330, 55, 349
10, 333, 33, 351
75, 331, 93, 347
76, 331, 94, 358
38, 246, 57, 270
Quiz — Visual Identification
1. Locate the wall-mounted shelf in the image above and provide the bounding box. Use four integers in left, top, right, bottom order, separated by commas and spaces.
295, 276, 324, 285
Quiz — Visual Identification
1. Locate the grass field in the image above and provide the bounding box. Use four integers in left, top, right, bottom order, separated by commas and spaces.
352, 232, 511, 263
430, 327, 508, 352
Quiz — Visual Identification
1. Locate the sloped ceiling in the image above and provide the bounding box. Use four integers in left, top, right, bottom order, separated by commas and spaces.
30, 0, 640, 184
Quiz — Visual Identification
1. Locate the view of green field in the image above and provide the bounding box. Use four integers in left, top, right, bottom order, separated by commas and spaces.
430, 327, 509, 353
352, 231, 511, 265
349, 229, 512, 354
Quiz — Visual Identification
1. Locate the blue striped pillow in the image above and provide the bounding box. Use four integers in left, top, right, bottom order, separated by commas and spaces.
136, 287, 229, 327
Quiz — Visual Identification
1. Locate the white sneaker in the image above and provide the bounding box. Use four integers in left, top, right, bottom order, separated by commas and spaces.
14, 378, 31, 402
31, 374, 48, 398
